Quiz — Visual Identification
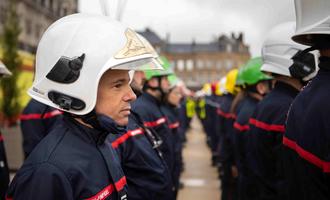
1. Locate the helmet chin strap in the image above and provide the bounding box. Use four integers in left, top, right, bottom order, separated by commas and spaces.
143, 76, 166, 102
68, 109, 106, 132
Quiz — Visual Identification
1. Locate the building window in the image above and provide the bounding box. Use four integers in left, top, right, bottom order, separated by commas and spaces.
41, 0, 46, 7
49, 0, 53, 10
63, 7, 68, 16
170, 61, 176, 69
226, 44, 232, 52
155, 47, 161, 54
225, 59, 233, 70
35, 24, 43, 39
177, 60, 185, 71
25, 19, 32, 36
197, 59, 203, 69
206, 60, 213, 69
186, 59, 194, 71
216, 61, 222, 69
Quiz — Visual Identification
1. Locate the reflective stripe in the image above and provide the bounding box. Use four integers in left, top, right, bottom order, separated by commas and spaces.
283, 136, 330, 173
143, 117, 167, 127
114, 176, 127, 191
217, 108, 236, 119
233, 122, 250, 132
85, 176, 127, 200
20, 110, 62, 120
85, 185, 115, 200
249, 118, 285, 132
169, 122, 180, 129
111, 128, 144, 149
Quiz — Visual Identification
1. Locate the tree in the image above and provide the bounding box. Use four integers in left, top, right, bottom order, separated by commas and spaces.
0, 0, 21, 126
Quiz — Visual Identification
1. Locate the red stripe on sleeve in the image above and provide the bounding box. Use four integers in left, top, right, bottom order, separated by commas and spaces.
85, 184, 115, 200
169, 122, 180, 129
111, 128, 144, 149
85, 176, 127, 200
233, 122, 250, 132
249, 118, 285, 133
20, 110, 63, 120
283, 136, 330, 173
217, 108, 236, 119
114, 176, 127, 191
143, 117, 167, 127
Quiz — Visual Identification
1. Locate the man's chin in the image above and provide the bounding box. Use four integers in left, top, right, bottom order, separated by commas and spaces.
115, 117, 129, 126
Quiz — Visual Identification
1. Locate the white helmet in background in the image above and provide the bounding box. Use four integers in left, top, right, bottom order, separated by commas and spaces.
292, 0, 330, 46
29, 13, 162, 115
0, 60, 12, 77
218, 77, 228, 95
261, 21, 319, 81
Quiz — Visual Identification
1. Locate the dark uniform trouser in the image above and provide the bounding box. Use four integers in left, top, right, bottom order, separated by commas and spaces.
0, 138, 9, 199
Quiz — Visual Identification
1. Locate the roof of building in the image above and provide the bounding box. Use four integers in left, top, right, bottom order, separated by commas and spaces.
164, 43, 226, 53
137, 28, 249, 54
138, 28, 163, 45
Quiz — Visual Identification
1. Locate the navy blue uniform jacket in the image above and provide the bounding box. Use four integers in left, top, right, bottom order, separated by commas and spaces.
7, 116, 127, 200
249, 81, 299, 200
20, 99, 62, 157
131, 93, 175, 175
283, 63, 330, 200
110, 111, 173, 200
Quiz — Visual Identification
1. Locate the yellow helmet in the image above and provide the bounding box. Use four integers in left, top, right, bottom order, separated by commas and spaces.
225, 69, 240, 94
202, 83, 211, 96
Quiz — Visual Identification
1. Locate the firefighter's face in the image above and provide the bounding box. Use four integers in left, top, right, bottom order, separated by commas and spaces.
131, 71, 146, 91
168, 86, 182, 106
160, 76, 170, 93
148, 76, 170, 93
96, 70, 136, 126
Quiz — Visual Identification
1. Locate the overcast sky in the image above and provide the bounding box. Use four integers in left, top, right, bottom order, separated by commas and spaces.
78, 0, 295, 56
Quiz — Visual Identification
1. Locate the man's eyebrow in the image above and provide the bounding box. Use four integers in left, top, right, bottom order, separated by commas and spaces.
111, 78, 127, 84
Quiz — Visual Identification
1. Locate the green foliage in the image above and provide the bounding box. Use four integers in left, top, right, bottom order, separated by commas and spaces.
0, 0, 22, 122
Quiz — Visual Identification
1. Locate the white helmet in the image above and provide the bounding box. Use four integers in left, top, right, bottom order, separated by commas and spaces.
29, 13, 162, 115
0, 60, 12, 77
218, 77, 228, 95
261, 21, 319, 81
292, 0, 330, 46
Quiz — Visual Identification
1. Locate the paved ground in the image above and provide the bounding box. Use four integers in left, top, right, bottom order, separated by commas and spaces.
178, 117, 220, 200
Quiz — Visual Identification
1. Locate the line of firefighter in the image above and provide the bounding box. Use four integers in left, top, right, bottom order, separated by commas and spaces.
0, 14, 198, 200
1, 0, 330, 199
195, 1, 330, 199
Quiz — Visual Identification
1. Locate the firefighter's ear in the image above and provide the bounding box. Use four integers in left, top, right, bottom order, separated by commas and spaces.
256, 81, 269, 95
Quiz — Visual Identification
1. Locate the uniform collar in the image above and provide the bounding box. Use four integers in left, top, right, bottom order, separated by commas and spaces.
63, 115, 126, 145
274, 81, 300, 98
142, 92, 161, 105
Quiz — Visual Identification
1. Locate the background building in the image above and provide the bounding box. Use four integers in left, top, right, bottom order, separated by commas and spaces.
139, 28, 250, 89
0, 0, 78, 55
0, 0, 78, 116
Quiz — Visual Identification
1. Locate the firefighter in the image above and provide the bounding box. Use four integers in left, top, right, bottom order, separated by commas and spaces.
131, 55, 176, 199
161, 74, 184, 198
20, 99, 62, 158
283, 0, 330, 199
217, 69, 241, 200
203, 83, 215, 148
247, 21, 319, 200
207, 82, 221, 166
109, 56, 174, 200
6, 13, 162, 199
0, 60, 11, 200
231, 57, 272, 200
